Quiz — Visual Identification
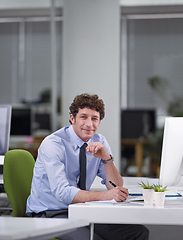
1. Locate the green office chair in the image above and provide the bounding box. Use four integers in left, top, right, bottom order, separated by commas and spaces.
3, 149, 58, 240
3, 149, 35, 217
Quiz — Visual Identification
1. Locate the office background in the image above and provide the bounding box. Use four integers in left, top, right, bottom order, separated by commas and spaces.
1, 0, 183, 177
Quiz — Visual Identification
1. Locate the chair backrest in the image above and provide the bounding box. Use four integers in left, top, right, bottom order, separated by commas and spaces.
3, 149, 35, 217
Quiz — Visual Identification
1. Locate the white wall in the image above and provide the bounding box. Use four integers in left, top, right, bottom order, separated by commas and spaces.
62, 0, 121, 170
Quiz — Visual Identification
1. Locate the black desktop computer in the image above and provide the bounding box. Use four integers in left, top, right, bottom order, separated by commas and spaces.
121, 109, 156, 139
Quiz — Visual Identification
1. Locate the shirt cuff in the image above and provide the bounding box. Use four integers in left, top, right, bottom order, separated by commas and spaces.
60, 186, 81, 205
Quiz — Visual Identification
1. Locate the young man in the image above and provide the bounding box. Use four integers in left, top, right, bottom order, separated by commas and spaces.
26, 93, 149, 240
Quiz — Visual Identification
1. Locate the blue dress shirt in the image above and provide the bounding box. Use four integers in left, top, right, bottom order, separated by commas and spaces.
26, 125, 112, 214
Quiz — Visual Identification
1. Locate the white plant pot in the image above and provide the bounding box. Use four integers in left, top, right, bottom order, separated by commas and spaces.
142, 189, 154, 205
154, 192, 165, 207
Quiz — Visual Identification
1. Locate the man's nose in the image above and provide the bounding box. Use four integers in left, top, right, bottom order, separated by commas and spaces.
85, 117, 92, 126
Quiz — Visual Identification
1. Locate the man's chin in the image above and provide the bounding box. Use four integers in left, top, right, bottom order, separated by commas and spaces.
82, 133, 94, 141
84, 134, 92, 139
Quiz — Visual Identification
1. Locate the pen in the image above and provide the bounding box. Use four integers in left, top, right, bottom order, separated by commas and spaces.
129, 193, 143, 196
109, 180, 116, 187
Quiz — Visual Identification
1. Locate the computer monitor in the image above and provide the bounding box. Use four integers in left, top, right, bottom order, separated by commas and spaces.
34, 113, 51, 132
121, 109, 156, 139
10, 106, 32, 143
159, 117, 183, 187
0, 105, 12, 158
0, 104, 11, 182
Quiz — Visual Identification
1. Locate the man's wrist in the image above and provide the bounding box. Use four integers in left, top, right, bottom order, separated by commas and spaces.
101, 155, 114, 164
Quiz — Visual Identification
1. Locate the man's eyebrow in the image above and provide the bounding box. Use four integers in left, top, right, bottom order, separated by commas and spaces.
92, 115, 99, 119
80, 113, 87, 116
80, 113, 99, 118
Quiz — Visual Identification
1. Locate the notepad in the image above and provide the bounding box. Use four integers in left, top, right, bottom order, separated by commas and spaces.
85, 199, 118, 204
85, 199, 132, 205
127, 196, 144, 202
128, 187, 142, 196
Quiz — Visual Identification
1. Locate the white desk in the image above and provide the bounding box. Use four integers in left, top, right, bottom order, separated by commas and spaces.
69, 199, 183, 225
69, 198, 183, 240
0, 216, 89, 240
70, 176, 183, 240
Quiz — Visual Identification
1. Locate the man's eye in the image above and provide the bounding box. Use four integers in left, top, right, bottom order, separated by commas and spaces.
81, 116, 86, 119
92, 118, 98, 121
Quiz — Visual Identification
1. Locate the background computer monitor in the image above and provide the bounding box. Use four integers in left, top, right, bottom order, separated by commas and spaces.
159, 117, 183, 187
34, 112, 51, 135
121, 109, 156, 139
0, 104, 11, 182
10, 106, 32, 143
0, 105, 12, 156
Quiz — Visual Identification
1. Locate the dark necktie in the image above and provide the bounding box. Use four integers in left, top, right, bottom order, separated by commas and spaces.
78, 143, 87, 190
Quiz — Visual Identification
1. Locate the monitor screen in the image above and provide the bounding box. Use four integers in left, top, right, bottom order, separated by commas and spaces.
121, 109, 156, 139
0, 105, 11, 155
10, 107, 32, 136
34, 113, 51, 131
159, 117, 183, 187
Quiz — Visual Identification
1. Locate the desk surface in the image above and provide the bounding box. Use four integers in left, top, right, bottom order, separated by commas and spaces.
70, 177, 183, 226
0, 217, 89, 240
69, 198, 183, 226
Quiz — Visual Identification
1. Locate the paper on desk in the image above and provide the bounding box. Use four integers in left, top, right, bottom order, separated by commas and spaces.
127, 196, 144, 202
85, 199, 117, 204
85, 199, 129, 205
128, 187, 142, 195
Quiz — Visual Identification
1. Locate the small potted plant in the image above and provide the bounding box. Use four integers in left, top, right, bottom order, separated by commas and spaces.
138, 181, 154, 205
152, 184, 167, 207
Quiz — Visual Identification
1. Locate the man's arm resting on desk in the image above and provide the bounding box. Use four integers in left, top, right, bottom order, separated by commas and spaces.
72, 160, 129, 203
72, 186, 128, 203
72, 162, 128, 203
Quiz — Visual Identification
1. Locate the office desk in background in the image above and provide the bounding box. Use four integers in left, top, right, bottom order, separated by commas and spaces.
122, 139, 147, 177
0, 217, 89, 240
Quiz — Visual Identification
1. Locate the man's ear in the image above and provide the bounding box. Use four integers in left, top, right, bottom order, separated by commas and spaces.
70, 114, 75, 125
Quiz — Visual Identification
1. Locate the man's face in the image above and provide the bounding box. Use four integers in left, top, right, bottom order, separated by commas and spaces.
70, 107, 100, 142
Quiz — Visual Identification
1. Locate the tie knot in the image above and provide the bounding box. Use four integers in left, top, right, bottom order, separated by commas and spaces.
81, 143, 87, 150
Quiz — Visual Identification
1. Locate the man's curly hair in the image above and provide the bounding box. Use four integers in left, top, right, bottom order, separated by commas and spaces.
69, 93, 105, 121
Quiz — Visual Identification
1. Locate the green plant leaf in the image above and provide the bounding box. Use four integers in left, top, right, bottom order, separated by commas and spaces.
138, 181, 153, 189
152, 184, 167, 192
